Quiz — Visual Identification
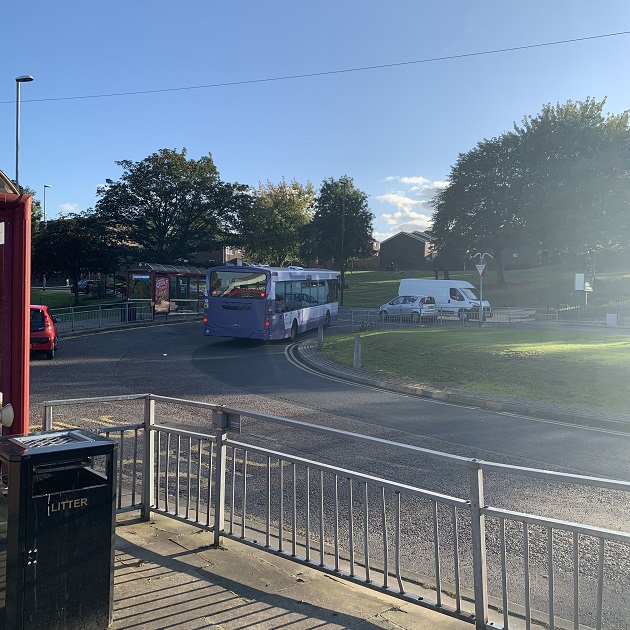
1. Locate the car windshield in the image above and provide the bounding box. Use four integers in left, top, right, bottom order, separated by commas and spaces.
30, 310, 45, 331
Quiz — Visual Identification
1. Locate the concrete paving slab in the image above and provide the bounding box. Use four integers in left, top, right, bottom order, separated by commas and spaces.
112, 513, 471, 629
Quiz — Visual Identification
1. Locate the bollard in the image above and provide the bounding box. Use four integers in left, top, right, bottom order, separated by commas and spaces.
353, 332, 361, 369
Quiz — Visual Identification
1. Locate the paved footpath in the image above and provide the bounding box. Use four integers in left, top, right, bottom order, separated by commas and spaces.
113, 513, 470, 630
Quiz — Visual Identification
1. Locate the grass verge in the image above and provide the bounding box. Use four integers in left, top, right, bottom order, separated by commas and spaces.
323, 328, 630, 413
30, 290, 125, 310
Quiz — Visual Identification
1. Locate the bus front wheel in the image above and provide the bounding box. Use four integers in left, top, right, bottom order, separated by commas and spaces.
290, 320, 298, 340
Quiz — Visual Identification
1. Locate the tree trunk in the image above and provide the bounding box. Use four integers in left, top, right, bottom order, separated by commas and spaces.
493, 247, 506, 284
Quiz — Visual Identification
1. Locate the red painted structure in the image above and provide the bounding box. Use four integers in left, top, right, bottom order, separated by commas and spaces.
0, 186, 31, 436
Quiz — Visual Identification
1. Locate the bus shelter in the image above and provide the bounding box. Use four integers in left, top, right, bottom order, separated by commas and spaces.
125, 263, 206, 315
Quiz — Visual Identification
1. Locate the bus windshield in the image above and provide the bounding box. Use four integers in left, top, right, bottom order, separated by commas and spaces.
209, 269, 268, 299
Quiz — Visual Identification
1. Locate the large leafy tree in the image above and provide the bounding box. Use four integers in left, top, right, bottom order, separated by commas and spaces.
305, 177, 374, 269
31, 214, 122, 304
431, 134, 525, 284
94, 148, 234, 263
431, 98, 630, 283
236, 179, 314, 266
514, 97, 630, 256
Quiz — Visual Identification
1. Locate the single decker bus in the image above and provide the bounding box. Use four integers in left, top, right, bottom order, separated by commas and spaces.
203, 265, 339, 340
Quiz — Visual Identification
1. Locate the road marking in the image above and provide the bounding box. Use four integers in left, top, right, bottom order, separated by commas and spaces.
285, 344, 480, 405
497, 411, 630, 436
286, 345, 630, 437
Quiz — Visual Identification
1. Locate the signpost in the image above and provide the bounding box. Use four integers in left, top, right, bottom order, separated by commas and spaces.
473, 253, 492, 326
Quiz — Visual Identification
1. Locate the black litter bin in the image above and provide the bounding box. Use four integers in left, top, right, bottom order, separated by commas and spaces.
0, 429, 117, 630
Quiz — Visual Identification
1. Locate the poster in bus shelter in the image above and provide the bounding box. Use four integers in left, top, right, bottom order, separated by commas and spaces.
155, 275, 170, 313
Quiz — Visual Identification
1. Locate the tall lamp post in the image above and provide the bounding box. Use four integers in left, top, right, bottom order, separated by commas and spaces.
42, 184, 52, 291
15, 75, 34, 188
339, 178, 348, 306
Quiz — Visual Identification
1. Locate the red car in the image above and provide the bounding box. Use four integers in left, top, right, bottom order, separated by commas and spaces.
30, 305, 59, 359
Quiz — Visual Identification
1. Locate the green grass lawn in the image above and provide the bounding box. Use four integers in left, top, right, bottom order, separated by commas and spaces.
341, 265, 630, 310
323, 328, 630, 413
30, 290, 124, 310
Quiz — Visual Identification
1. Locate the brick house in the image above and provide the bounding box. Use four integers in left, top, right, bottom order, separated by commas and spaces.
379, 231, 434, 270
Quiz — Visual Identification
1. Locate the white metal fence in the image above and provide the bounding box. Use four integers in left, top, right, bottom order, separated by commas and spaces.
40, 394, 630, 630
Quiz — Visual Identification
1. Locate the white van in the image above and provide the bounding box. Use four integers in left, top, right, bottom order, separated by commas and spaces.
398, 279, 492, 320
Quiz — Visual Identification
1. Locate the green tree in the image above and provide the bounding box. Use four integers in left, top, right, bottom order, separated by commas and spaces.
31, 214, 122, 305
236, 179, 314, 266
431, 134, 526, 284
94, 148, 235, 263
16, 184, 43, 240
307, 176, 374, 268
431, 98, 630, 283
514, 97, 630, 256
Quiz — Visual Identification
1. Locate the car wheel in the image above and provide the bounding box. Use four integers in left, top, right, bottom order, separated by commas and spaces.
46, 346, 55, 360
379, 310, 387, 321
290, 320, 298, 340
411, 313, 420, 324
324, 310, 331, 327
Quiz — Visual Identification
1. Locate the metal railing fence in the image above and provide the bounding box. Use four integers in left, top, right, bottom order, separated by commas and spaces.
51, 302, 154, 333
350, 308, 560, 332
41, 394, 630, 630
51, 300, 201, 333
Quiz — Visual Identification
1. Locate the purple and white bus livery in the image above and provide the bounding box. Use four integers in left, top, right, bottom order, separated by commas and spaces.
203, 265, 339, 340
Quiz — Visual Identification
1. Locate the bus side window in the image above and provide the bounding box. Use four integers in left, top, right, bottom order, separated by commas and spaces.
275, 281, 287, 313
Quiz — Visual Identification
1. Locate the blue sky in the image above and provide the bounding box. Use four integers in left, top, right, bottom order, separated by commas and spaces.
3, 2, 630, 243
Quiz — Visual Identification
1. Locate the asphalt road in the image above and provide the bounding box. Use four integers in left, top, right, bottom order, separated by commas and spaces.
27, 319, 630, 628
27, 319, 627, 468
28, 319, 630, 521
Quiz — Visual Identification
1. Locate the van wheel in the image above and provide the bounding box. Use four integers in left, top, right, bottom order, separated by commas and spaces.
411, 313, 420, 324
290, 320, 298, 340
324, 310, 331, 327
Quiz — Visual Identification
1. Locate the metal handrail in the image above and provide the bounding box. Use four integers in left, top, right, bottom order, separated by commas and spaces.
41, 393, 630, 630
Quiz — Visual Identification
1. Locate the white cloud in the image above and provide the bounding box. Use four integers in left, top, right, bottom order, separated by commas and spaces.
373, 174, 445, 241
400, 176, 430, 185
59, 203, 79, 212
376, 193, 427, 212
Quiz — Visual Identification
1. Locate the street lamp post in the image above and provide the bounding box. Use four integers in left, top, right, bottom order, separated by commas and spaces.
42, 184, 52, 291
43, 184, 52, 227
15, 75, 34, 189
340, 179, 348, 306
